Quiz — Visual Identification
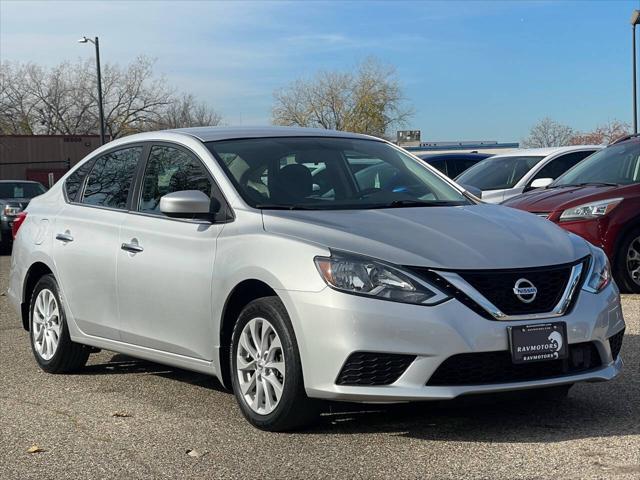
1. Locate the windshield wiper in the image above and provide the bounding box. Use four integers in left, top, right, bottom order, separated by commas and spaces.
379, 200, 465, 208
254, 203, 317, 210
548, 182, 619, 189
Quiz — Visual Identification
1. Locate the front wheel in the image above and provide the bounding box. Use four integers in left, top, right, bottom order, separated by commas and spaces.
615, 227, 640, 293
230, 296, 319, 431
29, 274, 89, 373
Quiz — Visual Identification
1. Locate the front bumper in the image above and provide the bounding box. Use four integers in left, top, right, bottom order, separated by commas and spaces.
280, 282, 625, 402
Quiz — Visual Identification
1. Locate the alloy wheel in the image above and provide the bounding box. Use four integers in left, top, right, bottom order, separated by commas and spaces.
32, 289, 61, 361
236, 317, 285, 415
627, 235, 640, 287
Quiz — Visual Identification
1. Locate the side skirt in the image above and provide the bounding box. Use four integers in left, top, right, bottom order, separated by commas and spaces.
69, 332, 217, 377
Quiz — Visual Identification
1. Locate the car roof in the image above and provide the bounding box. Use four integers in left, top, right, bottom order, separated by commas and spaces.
488, 145, 602, 159
417, 152, 492, 160
166, 126, 382, 143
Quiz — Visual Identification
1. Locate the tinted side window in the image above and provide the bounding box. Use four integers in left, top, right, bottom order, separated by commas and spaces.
82, 147, 142, 209
428, 159, 447, 176
532, 151, 595, 182
449, 159, 480, 178
139, 145, 212, 214
64, 160, 94, 202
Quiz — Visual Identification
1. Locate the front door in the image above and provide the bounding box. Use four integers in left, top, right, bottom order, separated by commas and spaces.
116, 144, 223, 360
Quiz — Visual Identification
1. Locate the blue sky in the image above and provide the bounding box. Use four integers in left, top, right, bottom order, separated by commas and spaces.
1, 0, 638, 141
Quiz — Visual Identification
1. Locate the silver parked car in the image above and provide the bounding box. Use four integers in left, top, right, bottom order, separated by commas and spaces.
456, 146, 601, 203
8, 127, 625, 431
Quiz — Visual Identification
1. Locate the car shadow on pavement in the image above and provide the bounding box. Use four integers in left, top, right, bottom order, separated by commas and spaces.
73, 335, 637, 443
81, 353, 228, 392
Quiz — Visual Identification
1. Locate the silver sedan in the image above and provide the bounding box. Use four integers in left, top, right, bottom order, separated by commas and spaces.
8, 127, 625, 430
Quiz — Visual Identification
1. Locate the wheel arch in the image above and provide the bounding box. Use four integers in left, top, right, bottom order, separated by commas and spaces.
21, 261, 55, 331
612, 213, 640, 261
218, 279, 279, 389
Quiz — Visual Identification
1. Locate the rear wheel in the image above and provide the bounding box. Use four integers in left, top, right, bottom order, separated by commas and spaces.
230, 296, 319, 431
615, 227, 640, 293
29, 274, 89, 373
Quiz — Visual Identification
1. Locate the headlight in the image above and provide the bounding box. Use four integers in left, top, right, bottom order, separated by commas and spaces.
582, 248, 612, 293
3, 205, 22, 216
314, 252, 449, 305
559, 198, 623, 222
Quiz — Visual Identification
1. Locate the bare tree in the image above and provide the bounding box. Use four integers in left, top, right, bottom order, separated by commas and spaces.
272, 57, 413, 138
0, 57, 222, 138
521, 118, 575, 148
154, 93, 222, 129
570, 120, 630, 145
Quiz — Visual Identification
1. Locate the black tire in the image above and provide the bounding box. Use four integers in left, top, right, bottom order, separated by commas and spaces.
29, 274, 89, 373
230, 296, 320, 431
0, 234, 10, 255
614, 227, 640, 293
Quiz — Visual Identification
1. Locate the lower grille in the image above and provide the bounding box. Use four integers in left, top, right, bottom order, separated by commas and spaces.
427, 342, 601, 386
609, 329, 625, 359
336, 352, 415, 386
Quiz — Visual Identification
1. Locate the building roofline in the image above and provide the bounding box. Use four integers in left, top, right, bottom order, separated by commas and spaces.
405, 142, 519, 152
0, 134, 102, 138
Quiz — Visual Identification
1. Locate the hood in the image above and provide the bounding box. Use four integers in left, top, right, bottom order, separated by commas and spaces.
262, 204, 589, 269
501, 185, 632, 212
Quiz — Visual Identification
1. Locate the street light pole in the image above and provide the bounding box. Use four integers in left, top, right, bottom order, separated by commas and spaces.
631, 11, 640, 134
79, 36, 106, 145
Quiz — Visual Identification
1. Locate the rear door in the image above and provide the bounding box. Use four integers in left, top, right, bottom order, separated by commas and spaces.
116, 143, 226, 360
53, 145, 144, 340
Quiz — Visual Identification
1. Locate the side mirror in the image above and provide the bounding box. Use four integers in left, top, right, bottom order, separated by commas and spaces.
160, 190, 211, 218
460, 184, 482, 199
530, 178, 553, 189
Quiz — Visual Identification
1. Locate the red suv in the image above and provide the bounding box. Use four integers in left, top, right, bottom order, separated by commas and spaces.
503, 135, 640, 292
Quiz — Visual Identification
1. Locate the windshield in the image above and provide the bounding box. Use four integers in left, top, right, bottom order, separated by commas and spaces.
206, 137, 469, 209
0, 182, 46, 199
456, 155, 545, 191
553, 141, 640, 186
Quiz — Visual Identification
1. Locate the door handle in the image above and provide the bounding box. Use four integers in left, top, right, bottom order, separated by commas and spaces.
121, 242, 144, 254
55, 232, 74, 243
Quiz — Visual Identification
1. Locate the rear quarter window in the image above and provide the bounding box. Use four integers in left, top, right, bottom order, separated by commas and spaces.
64, 160, 95, 202
81, 147, 142, 210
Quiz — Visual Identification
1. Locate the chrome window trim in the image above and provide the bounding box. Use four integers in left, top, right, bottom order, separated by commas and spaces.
433, 260, 585, 321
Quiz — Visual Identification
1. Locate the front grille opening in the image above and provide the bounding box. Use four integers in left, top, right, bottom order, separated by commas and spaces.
609, 329, 625, 360
427, 342, 601, 386
458, 265, 572, 316
408, 258, 587, 319
336, 352, 416, 386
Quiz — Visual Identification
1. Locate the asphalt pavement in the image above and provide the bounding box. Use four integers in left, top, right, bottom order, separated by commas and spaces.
0, 253, 638, 479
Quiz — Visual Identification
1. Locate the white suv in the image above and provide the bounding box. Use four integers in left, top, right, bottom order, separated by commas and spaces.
456, 146, 602, 203
8, 127, 625, 431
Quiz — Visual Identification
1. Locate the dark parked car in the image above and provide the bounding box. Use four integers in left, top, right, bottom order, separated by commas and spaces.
415, 152, 493, 178
502, 135, 640, 292
0, 181, 47, 248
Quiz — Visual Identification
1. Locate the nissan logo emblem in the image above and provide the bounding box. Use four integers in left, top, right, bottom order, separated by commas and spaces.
513, 278, 538, 303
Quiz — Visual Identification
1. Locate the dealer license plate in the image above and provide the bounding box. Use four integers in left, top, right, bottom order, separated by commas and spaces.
509, 322, 568, 364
